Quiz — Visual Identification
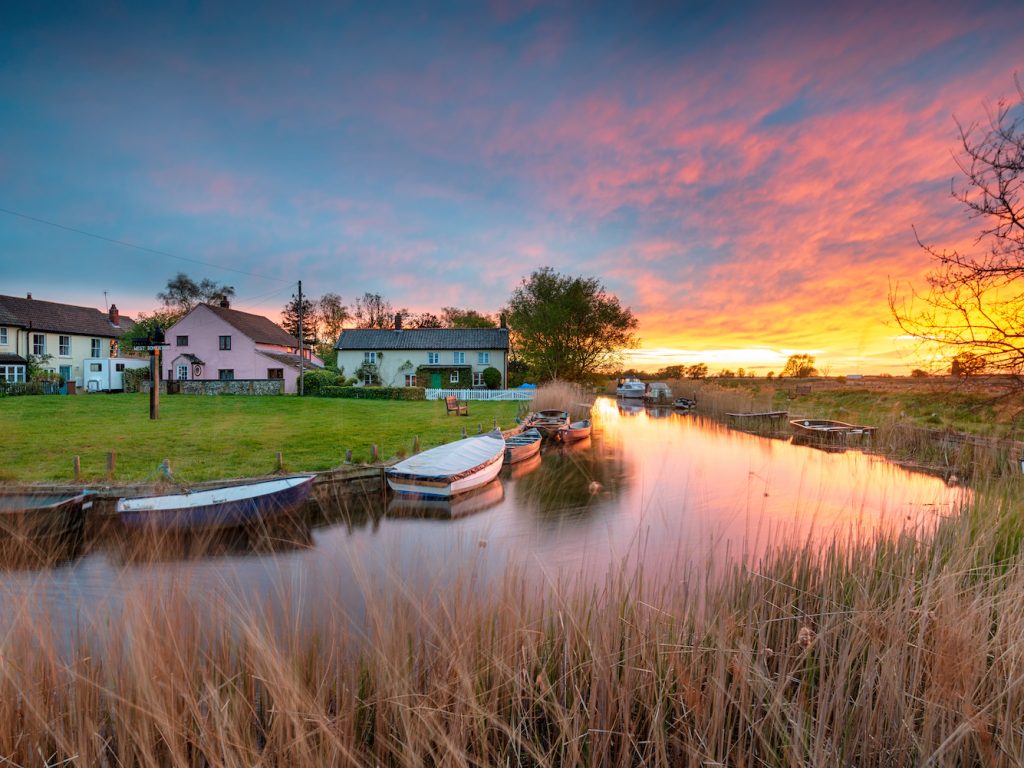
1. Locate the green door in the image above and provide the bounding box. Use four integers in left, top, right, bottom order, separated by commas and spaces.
431, 372, 442, 388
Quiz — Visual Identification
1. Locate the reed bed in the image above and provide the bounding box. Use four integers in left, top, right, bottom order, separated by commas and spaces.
529, 380, 596, 418
0, 478, 1022, 766
668, 379, 776, 418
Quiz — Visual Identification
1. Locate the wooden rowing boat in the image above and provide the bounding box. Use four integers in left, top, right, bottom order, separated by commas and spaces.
504, 427, 543, 464
790, 419, 876, 440
116, 475, 316, 530
528, 409, 570, 438
0, 492, 89, 567
558, 419, 592, 443
386, 430, 505, 498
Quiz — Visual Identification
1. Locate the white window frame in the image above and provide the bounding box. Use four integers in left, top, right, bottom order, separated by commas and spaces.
176, 365, 188, 381
364, 351, 377, 364
404, 373, 417, 387
0, 328, 7, 345
91, 338, 101, 357
59, 335, 71, 356
427, 352, 439, 365
453, 351, 465, 364
32, 334, 46, 355
363, 372, 374, 386
0, 365, 26, 383
477, 352, 489, 365
449, 370, 459, 384
473, 371, 484, 387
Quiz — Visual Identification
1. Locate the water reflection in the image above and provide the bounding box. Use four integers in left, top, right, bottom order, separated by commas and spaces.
0, 397, 966, 633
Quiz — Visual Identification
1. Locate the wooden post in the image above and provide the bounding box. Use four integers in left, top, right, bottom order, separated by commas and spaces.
370, 444, 379, 462
73, 455, 81, 481
149, 348, 160, 420
106, 451, 117, 479
276, 451, 284, 471
493, 417, 498, 429
413, 436, 420, 453
162, 459, 172, 478
478, 423, 483, 434
345, 449, 353, 464
461, 426, 467, 438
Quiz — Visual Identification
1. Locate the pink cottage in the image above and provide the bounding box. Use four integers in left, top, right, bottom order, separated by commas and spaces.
164, 302, 322, 394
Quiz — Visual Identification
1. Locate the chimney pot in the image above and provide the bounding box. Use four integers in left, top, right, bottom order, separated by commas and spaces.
26, 292, 32, 300
219, 297, 230, 308
394, 312, 402, 331
109, 303, 120, 326
500, 313, 507, 329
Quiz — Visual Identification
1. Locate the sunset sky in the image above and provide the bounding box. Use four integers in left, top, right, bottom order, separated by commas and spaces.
2, 2, 1022, 373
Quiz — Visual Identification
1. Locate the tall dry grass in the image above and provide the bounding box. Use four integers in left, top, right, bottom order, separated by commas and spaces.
0, 478, 1023, 765
668, 379, 776, 417
529, 380, 595, 418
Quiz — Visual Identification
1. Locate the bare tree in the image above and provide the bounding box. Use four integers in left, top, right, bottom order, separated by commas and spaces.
317, 293, 350, 344
352, 293, 395, 329
890, 78, 1024, 374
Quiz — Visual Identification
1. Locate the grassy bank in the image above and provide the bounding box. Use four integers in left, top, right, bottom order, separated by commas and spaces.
0, 479, 1021, 765
0, 394, 520, 483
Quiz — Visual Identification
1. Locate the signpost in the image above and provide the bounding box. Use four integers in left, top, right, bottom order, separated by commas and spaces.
134, 327, 169, 420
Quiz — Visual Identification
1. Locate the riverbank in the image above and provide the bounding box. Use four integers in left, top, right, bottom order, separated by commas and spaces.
0, 395, 521, 483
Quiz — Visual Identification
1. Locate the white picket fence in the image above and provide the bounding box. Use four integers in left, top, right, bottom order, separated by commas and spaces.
425, 388, 534, 401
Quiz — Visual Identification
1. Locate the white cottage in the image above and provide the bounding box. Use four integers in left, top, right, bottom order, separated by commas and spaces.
335, 317, 510, 390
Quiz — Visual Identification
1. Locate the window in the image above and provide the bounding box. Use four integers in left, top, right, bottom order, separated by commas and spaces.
478, 352, 489, 365
363, 351, 377, 364
176, 365, 188, 381
0, 328, 7, 345
427, 352, 439, 365
453, 351, 465, 364
59, 336, 71, 356
267, 368, 284, 379
363, 372, 374, 386
115, 363, 125, 372
0, 365, 25, 383
91, 338, 101, 357
89, 363, 102, 372
473, 371, 484, 387
219, 335, 232, 351
32, 334, 45, 355
218, 369, 234, 380
176, 335, 188, 347
404, 373, 417, 387
450, 370, 460, 384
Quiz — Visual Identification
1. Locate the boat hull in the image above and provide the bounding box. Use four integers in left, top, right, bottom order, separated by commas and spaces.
790, 419, 875, 441
504, 429, 543, 464
117, 476, 316, 530
558, 419, 592, 443
0, 493, 88, 568
386, 452, 504, 498
616, 387, 645, 398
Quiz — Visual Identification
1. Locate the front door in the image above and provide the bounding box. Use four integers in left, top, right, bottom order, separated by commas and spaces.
431, 372, 442, 388
59, 365, 72, 394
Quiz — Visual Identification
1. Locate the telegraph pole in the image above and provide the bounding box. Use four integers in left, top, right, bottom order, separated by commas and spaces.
297, 280, 304, 396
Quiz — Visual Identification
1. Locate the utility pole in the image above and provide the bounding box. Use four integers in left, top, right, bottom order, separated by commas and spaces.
297, 280, 304, 396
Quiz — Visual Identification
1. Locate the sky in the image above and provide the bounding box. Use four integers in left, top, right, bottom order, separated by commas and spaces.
1, 1, 1022, 374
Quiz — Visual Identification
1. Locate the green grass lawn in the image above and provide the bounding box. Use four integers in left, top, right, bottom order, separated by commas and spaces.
0, 394, 521, 483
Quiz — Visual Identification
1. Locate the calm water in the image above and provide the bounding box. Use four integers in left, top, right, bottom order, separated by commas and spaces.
1, 397, 965, 633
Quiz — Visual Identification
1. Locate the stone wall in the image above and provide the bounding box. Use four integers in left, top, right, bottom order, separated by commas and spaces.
141, 379, 285, 396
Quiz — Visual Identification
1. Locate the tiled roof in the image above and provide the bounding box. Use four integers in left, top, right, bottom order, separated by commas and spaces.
200, 304, 299, 347
257, 350, 324, 370
0, 353, 27, 365
336, 327, 509, 351
0, 295, 134, 337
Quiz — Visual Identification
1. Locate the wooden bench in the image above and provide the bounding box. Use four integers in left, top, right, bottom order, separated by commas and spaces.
445, 395, 468, 416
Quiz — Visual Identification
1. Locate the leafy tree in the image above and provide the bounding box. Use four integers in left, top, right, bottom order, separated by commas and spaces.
26, 353, 53, 381
736, 367, 746, 378
911, 368, 929, 377
317, 293, 350, 345
654, 364, 687, 379
505, 267, 638, 382
686, 363, 708, 379
157, 273, 235, 313
281, 293, 318, 346
950, 351, 987, 377
353, 292, 400, 329
766, 371, 776, 379
117, 309, 180, 352
718, 369, 735, 378
782, 354, 818, 378
442, 307, 497, 328
890, 79, 1024, 374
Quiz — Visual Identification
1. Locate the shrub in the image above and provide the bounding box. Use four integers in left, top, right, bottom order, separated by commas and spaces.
122, 367, 150, 393
321, 386, 426, 401
482, 366, 502, 389
301, 369, 344, 396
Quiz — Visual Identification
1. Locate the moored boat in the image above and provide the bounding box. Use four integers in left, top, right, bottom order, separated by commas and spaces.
557, 419, 592, 443
116, 475, 316, 530
790, 419, 875, 440
0, 492, 89, 567
386, 430, 505, 498
615, 377, 646, 398
528, 409, 571, 438
386, 481, 505, 519
644, 382, 673, 403
504, 427, 543, 464
673, 397, 697, 410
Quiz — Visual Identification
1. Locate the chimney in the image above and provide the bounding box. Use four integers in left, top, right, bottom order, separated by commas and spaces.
219, 297, 230, 308
26, 292, 32, 300
499, 313, 507, 329
394, 312, 402, 331
109, 304, 120, 326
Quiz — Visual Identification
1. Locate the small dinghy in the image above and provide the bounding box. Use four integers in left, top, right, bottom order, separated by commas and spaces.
673, 397, 697, 410
790, 419, 876, 441
504, 428, 543, 464
557, 419, 592, 443
528, 409, 570, 438
0, 493, 89, 567
116, 475, 316, 530
386, 430, 505, 498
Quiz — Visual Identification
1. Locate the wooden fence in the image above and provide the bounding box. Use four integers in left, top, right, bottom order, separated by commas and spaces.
424, 388, 534, 401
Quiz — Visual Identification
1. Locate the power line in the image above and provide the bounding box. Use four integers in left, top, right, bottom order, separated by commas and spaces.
0, 206, 290, 283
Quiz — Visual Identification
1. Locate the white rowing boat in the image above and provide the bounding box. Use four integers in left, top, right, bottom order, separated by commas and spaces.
386, 430, 505, 498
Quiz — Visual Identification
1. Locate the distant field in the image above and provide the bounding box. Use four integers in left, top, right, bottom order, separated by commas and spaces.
0, 394, 521, 483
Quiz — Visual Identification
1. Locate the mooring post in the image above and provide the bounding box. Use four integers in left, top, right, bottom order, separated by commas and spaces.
73, 455, 81, 481
461, 426, 467, 438
413, 435, 420, 453
162, 459, 172, 478
493, 417, 498, 429
106, 451, 116, 480
478, 423, 482, 434
345, 449, 353, 464
371, 444, 379, 462
276, 451, 284, 472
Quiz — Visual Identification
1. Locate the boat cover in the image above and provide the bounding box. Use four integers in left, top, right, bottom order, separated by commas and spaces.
387, 431, 504, 481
